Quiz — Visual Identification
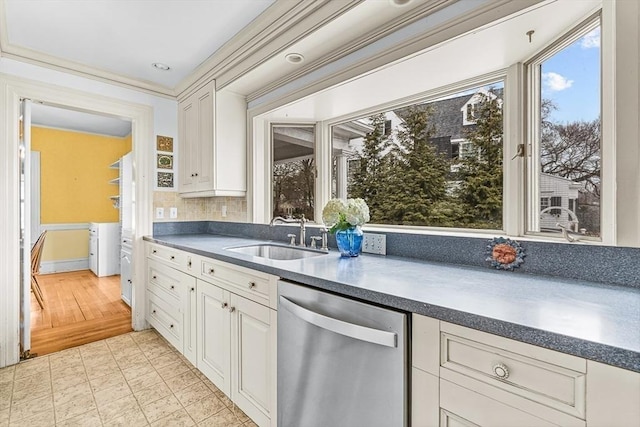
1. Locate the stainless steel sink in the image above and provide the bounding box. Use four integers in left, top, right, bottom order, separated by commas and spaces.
225, 243, 328, 260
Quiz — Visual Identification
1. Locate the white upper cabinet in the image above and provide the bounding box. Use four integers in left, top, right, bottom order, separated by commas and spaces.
178, 81, 246, 197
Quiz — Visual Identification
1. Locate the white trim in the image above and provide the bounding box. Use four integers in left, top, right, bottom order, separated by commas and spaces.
0, 72, 153, 368
41, 223, 90, 231
40, 258, 90, 275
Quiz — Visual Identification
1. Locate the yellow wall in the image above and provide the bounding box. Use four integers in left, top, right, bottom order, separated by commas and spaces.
31, 126, 131, 223
32, 127, 131, 264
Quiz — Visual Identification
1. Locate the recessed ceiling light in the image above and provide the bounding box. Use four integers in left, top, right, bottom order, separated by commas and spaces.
285, 53, 304, 64
389, 0, 413, 6
152, 62, 171, 71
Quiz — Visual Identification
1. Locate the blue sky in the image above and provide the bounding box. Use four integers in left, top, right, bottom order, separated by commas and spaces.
541, 27, 600, 123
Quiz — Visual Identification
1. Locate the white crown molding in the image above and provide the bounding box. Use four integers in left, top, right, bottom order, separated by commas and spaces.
175, 0, 365, 99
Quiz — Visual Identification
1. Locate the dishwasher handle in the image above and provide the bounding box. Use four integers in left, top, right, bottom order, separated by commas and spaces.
279, 296, 397, 348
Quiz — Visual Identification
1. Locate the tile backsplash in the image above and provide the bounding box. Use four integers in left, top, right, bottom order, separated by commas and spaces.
153, 192, 247, 222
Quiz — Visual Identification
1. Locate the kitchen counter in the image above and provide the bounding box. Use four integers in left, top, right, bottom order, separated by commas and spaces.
144, 233, 640, 372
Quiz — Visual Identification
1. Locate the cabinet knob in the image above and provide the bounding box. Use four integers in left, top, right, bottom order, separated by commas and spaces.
248, 281, 256, 290
191, 173, 195, 177
188, 259, 192, 268
194, 173, 198, 177
169, 324, 174, 329
170, 255, 175, 260
221, 302, 228, 309
127, 280, 132, 284
190, 287, 195, 292
228, 306, 236, 313
152, 249, 157, 254
152, 275, 157, 280
170, 285, 175, 290
152, 309, 156, 314
208, 268, 215, 274
493, 363, 510, 379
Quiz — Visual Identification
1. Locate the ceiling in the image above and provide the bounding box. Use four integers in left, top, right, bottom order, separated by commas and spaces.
2, 0, 275, 92
30, 103, 132, 137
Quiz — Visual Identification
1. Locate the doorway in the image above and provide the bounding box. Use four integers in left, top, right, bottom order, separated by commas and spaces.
24, 101, 134, 356
1, 75, 154, 368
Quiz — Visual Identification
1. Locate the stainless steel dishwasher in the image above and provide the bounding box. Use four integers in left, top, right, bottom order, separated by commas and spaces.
278, 280, 408, 427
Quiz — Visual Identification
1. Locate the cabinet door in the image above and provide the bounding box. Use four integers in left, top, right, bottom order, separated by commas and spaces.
195, 84, 214, 190
196, 279, 231, 396
178, 94, 198, 193
120, 249, 132, 306
89, 235, 98, 275
183, 281, 197, 366
230, 294, 275, 427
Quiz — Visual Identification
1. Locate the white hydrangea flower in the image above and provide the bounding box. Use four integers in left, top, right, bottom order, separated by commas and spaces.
322, 198, 370, 231
322, 198, 347, 226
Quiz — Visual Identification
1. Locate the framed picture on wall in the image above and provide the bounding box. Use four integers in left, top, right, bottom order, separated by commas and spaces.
156, 135, 173, 152
157, 154, 173, 169
157, 172, 174, 188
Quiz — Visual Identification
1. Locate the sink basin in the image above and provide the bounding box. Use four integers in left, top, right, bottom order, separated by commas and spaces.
225, 243, 328, 260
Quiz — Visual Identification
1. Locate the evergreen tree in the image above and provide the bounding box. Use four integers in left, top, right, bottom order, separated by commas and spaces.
349, 113, 392, 222
455, 91, 503, 228
380, 106, 449, 225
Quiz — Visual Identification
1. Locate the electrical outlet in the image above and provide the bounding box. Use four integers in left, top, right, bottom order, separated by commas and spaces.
169, 207, 178, 219
155, 207, 164, 219
362, 233, 386, 255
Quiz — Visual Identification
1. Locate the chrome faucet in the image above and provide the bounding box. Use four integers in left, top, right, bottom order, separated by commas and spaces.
270, 215, 307, 247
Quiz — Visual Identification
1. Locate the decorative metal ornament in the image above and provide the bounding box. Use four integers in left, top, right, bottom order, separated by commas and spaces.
486, 237, 525, 270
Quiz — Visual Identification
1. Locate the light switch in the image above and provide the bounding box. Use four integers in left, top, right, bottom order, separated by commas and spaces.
155, 207, 164, 219
169, 207, 178, 219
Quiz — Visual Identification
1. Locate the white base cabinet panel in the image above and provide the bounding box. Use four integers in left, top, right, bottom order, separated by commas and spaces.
586, 360, 640, 427
197, 279, 231, 396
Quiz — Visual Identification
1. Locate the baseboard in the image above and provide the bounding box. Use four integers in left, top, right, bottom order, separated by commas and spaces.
40, 258, 89, 274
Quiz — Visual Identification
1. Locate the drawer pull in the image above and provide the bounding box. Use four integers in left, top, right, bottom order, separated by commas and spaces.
208, 268, 215, 274
170, 285, 175, 290
248, 281, 256, 289
188, 259, 192, 268
493, 363, 510, 379
170, 255, 175, 260
221, 302, 228, 309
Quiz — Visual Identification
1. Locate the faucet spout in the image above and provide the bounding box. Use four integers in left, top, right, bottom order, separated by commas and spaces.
270, 214, 308, 247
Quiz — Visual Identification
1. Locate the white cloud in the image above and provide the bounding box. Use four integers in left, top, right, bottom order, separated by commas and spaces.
542, 72, 574, 92
580, 27, 600, 49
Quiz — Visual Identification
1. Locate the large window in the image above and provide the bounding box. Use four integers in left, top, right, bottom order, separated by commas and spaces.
528, 18, 601, 238
331, 82, 504, 229
271, 125, 315, 221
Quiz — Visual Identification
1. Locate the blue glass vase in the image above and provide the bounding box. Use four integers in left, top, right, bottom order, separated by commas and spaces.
335, 226, 363, 257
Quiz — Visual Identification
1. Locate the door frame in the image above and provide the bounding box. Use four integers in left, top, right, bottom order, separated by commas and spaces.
0, 73, 154, 367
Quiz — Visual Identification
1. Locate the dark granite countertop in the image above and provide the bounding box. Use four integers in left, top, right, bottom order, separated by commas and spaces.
144, 233, 640, 372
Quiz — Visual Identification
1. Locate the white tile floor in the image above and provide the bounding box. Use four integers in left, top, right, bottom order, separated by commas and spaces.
0, 330, 258, 427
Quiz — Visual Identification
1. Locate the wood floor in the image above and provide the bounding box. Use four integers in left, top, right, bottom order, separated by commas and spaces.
30, 270, 132, 356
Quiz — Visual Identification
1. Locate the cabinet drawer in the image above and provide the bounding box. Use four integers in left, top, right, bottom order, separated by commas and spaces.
148, 293, 182, 350
440, 379, 560, 427
147, 258, 190, 305
198, 257, 273, 307
440, 323, 586, 419
147, 242, 190, 271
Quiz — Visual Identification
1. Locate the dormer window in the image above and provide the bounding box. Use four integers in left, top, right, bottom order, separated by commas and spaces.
464, 103, 476, 124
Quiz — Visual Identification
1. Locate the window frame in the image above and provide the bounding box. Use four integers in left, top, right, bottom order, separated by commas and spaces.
321, 71, 509, 234
524, 12, 609, 243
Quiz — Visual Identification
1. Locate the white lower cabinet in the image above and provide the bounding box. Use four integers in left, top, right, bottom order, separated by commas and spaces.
197, 278, 276, 427
411, 314, 640, 427
146, 242, 277, 427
